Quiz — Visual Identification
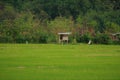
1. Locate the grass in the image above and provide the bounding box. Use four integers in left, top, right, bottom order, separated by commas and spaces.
0, 44, 120, 80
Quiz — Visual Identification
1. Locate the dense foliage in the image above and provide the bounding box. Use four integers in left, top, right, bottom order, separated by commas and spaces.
0, 0, 120, 44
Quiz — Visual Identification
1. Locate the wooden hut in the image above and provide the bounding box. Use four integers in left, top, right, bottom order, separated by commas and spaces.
110, 32, 120, 41
58, 32, 71, 43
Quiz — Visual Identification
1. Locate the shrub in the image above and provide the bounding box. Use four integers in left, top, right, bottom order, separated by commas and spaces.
112, 41, 120, 45
76, 33, 91, 43
0, 36, 13, 43
47, 34, 57, 43
93, 33, 111, 44
0, 36, 8, 43
15, 36, 31, 43
39, 34, 48, 43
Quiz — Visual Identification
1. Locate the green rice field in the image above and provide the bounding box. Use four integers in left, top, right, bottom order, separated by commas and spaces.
0, 44, 120, 80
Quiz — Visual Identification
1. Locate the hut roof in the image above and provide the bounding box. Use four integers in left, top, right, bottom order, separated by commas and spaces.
58, 32, 71, 35
111, 32, 120, 36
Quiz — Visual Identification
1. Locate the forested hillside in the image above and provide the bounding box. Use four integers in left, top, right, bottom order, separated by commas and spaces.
0, 0, 120, 44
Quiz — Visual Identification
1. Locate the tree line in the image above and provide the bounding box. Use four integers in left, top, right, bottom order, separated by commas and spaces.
0, 0, 120, 44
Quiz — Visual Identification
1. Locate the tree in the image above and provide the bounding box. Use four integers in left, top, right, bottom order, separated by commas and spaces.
48, 17, 73, 34
14, 11, 35, 43
47, 17, 74, 42
105, 22, 120, 33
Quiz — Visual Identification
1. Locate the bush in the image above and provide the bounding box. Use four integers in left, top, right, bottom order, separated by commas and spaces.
0, 36, 8, 43
15, 36, 31, 43
0, 36, 13, 43
76, 33, 91, 43
39, 34, 48, 43
15, 37, 25, 43
112, 41, 120, 45
47, 34, 57, 43
93, 33, 111, 44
